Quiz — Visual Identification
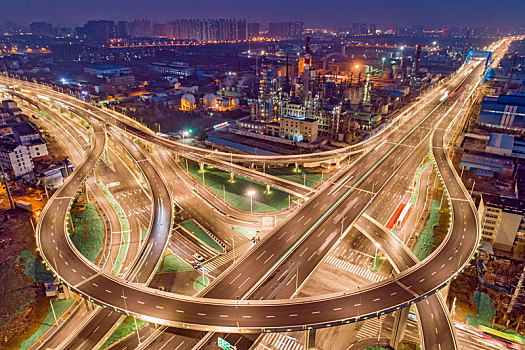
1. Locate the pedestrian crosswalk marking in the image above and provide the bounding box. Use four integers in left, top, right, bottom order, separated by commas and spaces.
260, 332, 304, 350
203, 243, 252, 272
325, 256, 385, 283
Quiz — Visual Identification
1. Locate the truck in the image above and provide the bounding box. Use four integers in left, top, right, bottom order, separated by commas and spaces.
15, 200, 32, 211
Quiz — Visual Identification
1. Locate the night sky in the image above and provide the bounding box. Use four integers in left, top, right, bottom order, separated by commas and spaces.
1, 0, 524, 28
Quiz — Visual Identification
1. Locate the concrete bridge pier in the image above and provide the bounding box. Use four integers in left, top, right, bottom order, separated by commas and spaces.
84, 298, 95, 312
304, 328, 317, 350
439, 190, 447, 212
390, 307, 409, 350
78, 182, 88, 204
199, 162, 205, 173
294, 162, 299, 172
265, 184, 271, 193
174, 153, 180, 162
335, 158, 341, 168
61, 284, 73, 299
230, 172, 235, 182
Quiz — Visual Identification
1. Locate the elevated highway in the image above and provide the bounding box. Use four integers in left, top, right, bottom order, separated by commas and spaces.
28, 56, 484, 334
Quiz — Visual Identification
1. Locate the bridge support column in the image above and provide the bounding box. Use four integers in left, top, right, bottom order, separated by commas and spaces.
390, 307, 409, 350
265, 184, 271, 193
335, 158, 341, 168
294, 162, 299, 172
67, 214, 75, 235
174, 153, 180, 162
61, 284, 73, 299
439, 190, 447, 212
230, 172, 235, 182
78, 182, 88, 204
199, 162, 204, 172
304, 328, 316, 350
149, 323, 161, 331
94, 163, 101, 183
84, 298, 95, 312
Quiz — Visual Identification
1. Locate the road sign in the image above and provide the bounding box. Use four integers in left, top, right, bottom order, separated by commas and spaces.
218, 337, 231, 350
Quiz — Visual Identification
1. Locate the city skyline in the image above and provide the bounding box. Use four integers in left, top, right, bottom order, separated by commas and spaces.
1, 0, 525, 29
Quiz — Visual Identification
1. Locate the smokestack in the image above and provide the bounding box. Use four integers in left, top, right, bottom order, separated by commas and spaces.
285, 55, 290, 94
413, 45, 421, 75
305, 36, 312, 65
306, 36, 311, 55
410, 45, 421, 87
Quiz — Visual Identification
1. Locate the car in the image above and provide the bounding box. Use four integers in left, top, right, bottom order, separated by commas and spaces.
193, 253, 204, 262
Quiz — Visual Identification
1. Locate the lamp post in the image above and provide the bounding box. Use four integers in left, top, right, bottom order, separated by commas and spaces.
374, 242, 381, 269
247, 190, 255, 214
381, 57, 386, 71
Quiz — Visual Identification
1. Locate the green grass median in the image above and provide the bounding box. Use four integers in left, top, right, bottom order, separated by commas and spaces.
193, 275, 210, 292
70, 202, 105, 264
96, 181, 130, 275
412, 200, 441, 261
231, 226, 259, 240
100, 316, 148, 349
157, 253, 192, 273
20, 298, 75, 350
185, 161, 294, 212
180, 219, 224, 253
265, 166, 324, 188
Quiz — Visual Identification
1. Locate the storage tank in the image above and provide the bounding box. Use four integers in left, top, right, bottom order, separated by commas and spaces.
203, 93, 217, 108
181, 94, 196, 110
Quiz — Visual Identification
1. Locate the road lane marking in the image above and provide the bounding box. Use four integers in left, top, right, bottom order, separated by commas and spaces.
263, 254, 274, 264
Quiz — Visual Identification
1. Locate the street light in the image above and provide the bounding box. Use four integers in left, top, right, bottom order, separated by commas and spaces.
381, 57, 386, 71
247, 190, 255, 214
374, 242, 381, 269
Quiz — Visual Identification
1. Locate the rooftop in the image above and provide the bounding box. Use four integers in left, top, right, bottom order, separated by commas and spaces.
281, 115, 317, 123
85, 65, 129, 71
487, 133, 514, 150
482, 194, 525, 216
10, 122, 39, 136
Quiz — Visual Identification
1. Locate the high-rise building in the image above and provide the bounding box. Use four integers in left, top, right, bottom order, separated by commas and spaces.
248, 22, 260, 38
369, 24, 377, 34
85, 20, 115, 42
50, 43, 85, 62
153, 22, 171, 38
479, 195, 525, 253
30, 22, 53, 36
268, 22, 290, 38
289, 21, 305, 38
131, 19, 153, 38
75, 26, 87, 39
117, 21, 130, 38
351, 23, 368, 35
163, 19, 246, 42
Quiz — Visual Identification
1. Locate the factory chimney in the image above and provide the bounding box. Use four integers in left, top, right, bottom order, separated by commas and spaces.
305, 36, 312, 65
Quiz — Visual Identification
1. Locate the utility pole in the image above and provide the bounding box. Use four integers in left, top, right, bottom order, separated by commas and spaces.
50, 299, 58, 328
295, 265, 299, 293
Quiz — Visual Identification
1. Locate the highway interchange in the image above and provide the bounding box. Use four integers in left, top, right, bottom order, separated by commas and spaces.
0, 37, 513, 349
